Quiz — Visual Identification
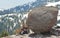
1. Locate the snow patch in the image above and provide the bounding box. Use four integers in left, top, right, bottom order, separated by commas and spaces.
0, 9, 4, 11
45, 1, 60, 7
58, 10, 60, 16
57, 24, 60, 26
8, 17, 14, 21
57, 10, 60, 21
22, 13, 28, 20
13, 23, 16, 28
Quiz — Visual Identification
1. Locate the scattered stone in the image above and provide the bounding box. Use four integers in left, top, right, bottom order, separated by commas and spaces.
51, 26, 60, 36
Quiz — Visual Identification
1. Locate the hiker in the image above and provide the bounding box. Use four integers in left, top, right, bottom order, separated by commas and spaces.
20, 27, 29, 35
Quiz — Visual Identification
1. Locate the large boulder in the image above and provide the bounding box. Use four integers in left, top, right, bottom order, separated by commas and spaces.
26, 6, 58, 33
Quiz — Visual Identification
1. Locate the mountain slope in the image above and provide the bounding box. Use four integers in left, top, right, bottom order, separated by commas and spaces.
0, 0, 47, 15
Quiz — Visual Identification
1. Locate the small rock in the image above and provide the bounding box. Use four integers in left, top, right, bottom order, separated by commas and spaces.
51, 26, 60, 36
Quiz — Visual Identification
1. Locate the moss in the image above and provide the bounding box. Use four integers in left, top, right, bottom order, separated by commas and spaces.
0, 31, 9, 37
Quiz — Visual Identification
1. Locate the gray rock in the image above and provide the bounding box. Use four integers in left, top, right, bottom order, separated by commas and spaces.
26, 6, 58, 33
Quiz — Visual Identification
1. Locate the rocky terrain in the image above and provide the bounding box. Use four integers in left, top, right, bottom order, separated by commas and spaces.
2, 33, 60, 38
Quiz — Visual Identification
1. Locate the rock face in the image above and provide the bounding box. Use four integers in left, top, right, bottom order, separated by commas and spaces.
26, 6, 58, 33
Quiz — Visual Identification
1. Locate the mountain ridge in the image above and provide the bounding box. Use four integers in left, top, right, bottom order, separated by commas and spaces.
0, 0, 47, 15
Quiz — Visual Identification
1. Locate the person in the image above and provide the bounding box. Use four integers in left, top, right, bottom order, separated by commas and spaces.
20, 27, 29, 35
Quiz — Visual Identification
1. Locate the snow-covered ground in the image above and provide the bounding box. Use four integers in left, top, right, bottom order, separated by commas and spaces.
57, 10, 60, 26
45, 1, 60, 7
57, 10, 60, 20
0, 9, 4, 11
